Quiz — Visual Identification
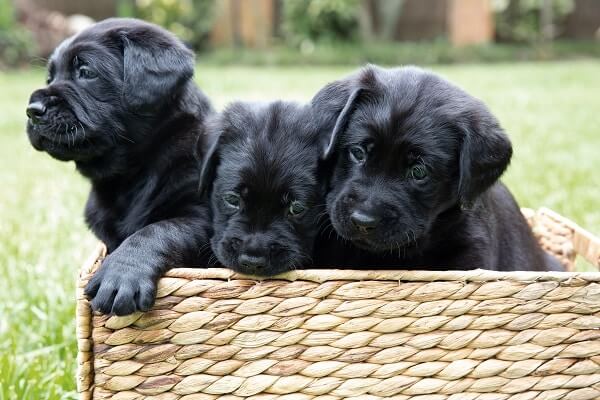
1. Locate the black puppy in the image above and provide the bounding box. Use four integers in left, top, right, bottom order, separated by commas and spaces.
312, 65, 561, 271
26, 18, 215, 315
198, 101, 329, 276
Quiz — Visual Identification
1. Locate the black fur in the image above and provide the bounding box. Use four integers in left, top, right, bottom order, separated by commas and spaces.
199, 101, 330, 276
25, 18, 215, 315
312, 65, 562, 271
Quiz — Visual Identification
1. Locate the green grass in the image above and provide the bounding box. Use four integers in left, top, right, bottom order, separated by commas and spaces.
199, 40, 600, 67
0, 61, 598, 399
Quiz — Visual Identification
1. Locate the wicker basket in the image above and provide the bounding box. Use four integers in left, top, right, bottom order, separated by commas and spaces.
77, 208, 600, 400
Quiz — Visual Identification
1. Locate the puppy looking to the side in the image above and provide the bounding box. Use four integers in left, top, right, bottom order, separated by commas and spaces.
312, 65, 561, 271
26, 18, 214, 315
198, 101, 329, 276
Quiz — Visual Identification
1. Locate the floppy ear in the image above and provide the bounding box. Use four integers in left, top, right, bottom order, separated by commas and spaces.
121, 31, 194, 112
197, 130, 221, 197
321, 88, 363, 160
314, 66, 379, 160
312, 79, 353, 158
457, 103, 513, 206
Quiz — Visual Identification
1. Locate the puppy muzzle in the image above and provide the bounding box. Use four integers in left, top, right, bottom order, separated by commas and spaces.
27, 88, 64, 123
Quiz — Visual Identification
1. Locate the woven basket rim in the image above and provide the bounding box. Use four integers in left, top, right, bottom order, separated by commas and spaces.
162, 266, 600, 282
84, 249, 600, 283
81, 207, 600, 284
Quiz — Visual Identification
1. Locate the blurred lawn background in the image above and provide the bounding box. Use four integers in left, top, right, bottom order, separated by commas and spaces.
0, 61, 599, 398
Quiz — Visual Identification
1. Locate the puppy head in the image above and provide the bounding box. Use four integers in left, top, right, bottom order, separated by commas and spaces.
314, 65, 512, 252
198, 102, 325, 276
25, 18, 194, 178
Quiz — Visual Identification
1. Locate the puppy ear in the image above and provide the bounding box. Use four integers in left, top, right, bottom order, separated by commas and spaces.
312, 79, 352, 159
121, 30, 194, 112
197, 117, 222, 197
314, 66, 379, 160
457, 103, 512, 206
322, 88, 362, 160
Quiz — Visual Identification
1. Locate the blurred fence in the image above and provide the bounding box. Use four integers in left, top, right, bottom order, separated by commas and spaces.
211, 0, 494, 47
566, 0, 600, 38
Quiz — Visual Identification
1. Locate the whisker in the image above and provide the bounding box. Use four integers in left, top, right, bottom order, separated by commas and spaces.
207, 254, 218, 267
78, 122, 89, 144
64, 124, 69, 148
316, 218, 333, 232
116, 132, 135, 144
327, 224, 337, 240
196, 242, 213, 259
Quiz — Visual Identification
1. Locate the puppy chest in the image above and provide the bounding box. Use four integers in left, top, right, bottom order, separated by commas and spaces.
85, 190, 154, 249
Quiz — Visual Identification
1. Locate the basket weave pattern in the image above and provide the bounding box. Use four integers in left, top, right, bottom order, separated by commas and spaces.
522, 208, 599, 271
76, 209, 600, 400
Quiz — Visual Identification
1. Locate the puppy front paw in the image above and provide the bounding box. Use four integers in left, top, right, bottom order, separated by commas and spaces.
84, 254, 157, 316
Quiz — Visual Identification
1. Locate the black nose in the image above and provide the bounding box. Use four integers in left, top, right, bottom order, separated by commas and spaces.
26, 102, 47, 123
239, 254, 267, 272
350, 210, 380, 233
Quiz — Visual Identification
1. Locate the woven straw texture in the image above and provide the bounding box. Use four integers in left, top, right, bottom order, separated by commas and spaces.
77, 208, 600, 400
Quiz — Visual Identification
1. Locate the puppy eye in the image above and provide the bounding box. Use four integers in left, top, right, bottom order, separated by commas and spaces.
78, 65, 98, 80
223, 191, 241, 209
409, 164, 428, 180
349, 145, 367, 164
46, 74, 53, 84
288, 200, 306, 217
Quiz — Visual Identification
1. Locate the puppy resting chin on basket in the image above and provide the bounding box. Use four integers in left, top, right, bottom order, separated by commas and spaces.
312, 65, 563, 272
198, 101, 339, 277
25, 18, 214, 315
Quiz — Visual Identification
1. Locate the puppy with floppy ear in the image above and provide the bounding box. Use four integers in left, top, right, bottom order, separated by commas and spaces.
25, 18, 215, 315
312, 65, 562, 271
198, 101, 331, 276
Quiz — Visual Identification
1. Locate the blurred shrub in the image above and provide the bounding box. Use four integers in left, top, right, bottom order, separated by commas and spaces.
282, 0, 360, 46
121, 0, 215, 50
0, 29, 36, 68
0, 0, 36, 68
493, 0, 575, 43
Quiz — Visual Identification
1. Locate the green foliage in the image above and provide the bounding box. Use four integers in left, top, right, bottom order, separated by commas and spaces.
282, 0, 360, 46
125, 0, 215, 50
0, 0, 36, 68
0, 0, 16, 30
493, 0, 575, 43
0, 29, 36, 68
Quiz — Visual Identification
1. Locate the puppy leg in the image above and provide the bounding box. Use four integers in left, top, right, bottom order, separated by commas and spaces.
85, 217, 211, 315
